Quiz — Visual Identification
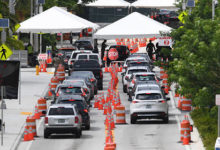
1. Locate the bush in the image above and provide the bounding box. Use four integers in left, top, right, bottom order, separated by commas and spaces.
191, 107, 218, 150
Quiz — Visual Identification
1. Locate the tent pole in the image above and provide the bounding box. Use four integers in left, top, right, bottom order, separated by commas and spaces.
61, 33, 63, 48
40, 34, 42, 53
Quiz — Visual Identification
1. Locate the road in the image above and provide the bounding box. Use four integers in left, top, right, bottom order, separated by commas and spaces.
18, 69, 185, 150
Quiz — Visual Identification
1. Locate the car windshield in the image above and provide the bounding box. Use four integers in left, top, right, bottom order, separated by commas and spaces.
89, 55, 98, 60
128, 69, 148, 74
138, 86, 160, 91
136, 75, 155, 81
126, 59, 145, 65
60, 87, 82, 94
136, 93, 162, 100
49, 107, 74, 115
71, 53, 79, 59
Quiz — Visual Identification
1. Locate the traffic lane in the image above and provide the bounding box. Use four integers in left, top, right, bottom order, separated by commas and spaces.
115, 74, 185, 150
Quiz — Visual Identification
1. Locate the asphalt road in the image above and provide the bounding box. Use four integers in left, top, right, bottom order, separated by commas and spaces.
18, 70, 185, 150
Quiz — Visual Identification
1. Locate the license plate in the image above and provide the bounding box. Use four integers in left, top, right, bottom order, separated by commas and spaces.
146, 105, 152, 109
58, 119, 65, 123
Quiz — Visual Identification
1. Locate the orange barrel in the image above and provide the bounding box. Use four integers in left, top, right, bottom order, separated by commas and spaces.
50, 76, 59, 91
183, 130, 190, 145
115, 105, 126, 124
56, 64, 65, 82
161, 73, 168, 79
177, 96, 183, 110
181, 97, 192, 111
180, 115, 191, 141
37, 98, 47, 116
162, 79, 169, 94
26, 116, 37, 137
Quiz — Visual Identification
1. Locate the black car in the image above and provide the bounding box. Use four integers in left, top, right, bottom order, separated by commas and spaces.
55, 95, 90, 130
73, 39, 94, 51
71, 60, 103, 90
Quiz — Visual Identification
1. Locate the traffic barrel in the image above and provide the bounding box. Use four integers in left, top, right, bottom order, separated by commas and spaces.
28, 126, 34, 140
48, 76, 59, 97
180, 115, 191, 142
181, 96, 192, 111
56, 64, 65, 82
115, 105, 126, 124
42, 61, 47, 72
183, 130, 190, 145
23, 126, 31, 141
34, 105, 40, 120
177, 96, 183, 110
37, 98, 47, 117
26, 116, 37, 137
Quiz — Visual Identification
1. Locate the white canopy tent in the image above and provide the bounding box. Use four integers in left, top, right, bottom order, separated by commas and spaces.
93, 12, 172, 39
131, 0, 178, 9
17, 6, 99, 33
85, 0, 130, 7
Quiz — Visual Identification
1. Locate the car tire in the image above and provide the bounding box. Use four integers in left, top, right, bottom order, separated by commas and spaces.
85, 123, 90, 130
75, 129, 82, 138
44, 129, 50, 138
130, 116, 136, 124
163, 115, 169, 124
123, 85, 127, 93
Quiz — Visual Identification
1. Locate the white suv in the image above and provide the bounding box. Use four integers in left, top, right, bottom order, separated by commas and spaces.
76, 53, 102, 66
43, 104, 82, 138
130, 90, 169, 124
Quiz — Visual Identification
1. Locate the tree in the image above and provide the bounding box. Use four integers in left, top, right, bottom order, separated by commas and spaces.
168, 0, 220, 107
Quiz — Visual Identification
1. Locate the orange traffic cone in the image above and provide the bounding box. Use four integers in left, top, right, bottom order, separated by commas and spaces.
43, 61, 47, 72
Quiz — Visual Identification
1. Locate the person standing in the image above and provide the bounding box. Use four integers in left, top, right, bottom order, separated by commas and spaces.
101, 40, 107, 60
52, 54, 63, 76
146, 40, 155, 60
93, 39, 99, 53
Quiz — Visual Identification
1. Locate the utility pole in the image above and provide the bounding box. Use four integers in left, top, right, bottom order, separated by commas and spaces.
30, 0, 33, 45
33, 0, 39, 53
39, 3, 43, 53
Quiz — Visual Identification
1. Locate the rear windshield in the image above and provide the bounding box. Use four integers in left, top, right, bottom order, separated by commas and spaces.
78, 55, 87, 59
136, 93, 162, 100
75, 41, 91, 45
57, 100, 86, 110
126, 59, 145, 65
89, 55, 98, 60
137, 86, 160, 91
60, 87, 82, 94
49, 107, 74, 115
128, 62, 148, 67
74, 60, 100, 68
128, 69, 148, 74
136, 75, 155, 81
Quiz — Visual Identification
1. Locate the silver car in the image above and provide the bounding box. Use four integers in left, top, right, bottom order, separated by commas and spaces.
130, 90, 169, 124
44, 104, 82, 138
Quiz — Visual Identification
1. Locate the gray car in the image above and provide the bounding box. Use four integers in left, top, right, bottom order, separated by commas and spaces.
43, 104, 82, 138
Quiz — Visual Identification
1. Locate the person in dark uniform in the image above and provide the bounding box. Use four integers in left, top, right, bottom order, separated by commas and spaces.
93, 39, 98, 53
146, 40, 155, 60
155, 42, 162, 60
52, 54, 63, 76
101, 40, 107, 60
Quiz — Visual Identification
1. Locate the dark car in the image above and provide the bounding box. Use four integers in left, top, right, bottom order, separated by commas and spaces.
55, 95, 91, 130
71, 60, 103, 90
155, 9, 179, 25
58, 47, 76, 70
106, 45, 130, 65
69, 71, 98, 94
73, 39, 94, 51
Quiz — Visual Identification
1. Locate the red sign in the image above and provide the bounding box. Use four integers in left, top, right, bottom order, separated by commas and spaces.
108, 48, 118, 60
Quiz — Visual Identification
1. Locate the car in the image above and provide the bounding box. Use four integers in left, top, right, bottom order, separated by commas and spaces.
68, 71, 98, 96
76, 53, 103, 67
130, 90, 169, 124
54, 83, 89, 104
73, 39, 94, 50
121, 66, 150, 93
43, 104, 82, 138
62, 79, 91, 100
68, 50, 92, 71
155, 9, 179, 24
106, 45, 130, 65
127, 60, 153, 71
71, 60, 103, 90
55, 95, 91, 130
127, 72, 160, 100
123, 56, 147, 70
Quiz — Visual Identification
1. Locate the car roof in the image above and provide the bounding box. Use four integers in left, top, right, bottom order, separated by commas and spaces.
137, 83, 160, 88
133, 72, 155, 76
49, 104, 75, 108
62, 81, 84, 87
136, 90, 162, 94
57, 84, 82, 88
126, 57, 146, 60
127, 66, 149, 70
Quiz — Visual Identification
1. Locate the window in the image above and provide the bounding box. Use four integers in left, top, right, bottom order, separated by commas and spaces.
138, 87, 160, 91
78, 55, 88, 59
128, 69, 148, 74
60, 87, 82, 94
89, 55, 98, 60
136, 93, 162, 100
49, 107, 75, 115
136, 75, 155, 81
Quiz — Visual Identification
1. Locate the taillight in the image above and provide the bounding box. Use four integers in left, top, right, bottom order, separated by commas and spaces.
159, 100, 165, 103
90, 78, 94, 82
56, 92, 59, 97
100, 71, 103, 77
132, 79, 135, 84
45, 117, 48, 124
132, 101, 138, 104
84, 109, 88, 113
75, 116, 79, 123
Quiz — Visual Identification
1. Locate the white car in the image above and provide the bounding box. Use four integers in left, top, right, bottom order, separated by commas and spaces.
43, 104, 82, 138
121, 66, 150, 93
76, 53, 102, 67
130, 90, 169, 124
68, 50, 92, 70
123, 56, 147, 71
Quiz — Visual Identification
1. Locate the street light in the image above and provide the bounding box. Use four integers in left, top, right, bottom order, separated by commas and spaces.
212, 0, 218, 20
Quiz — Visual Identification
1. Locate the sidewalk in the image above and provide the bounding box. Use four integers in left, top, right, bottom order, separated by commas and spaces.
0, 68, 53, 150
